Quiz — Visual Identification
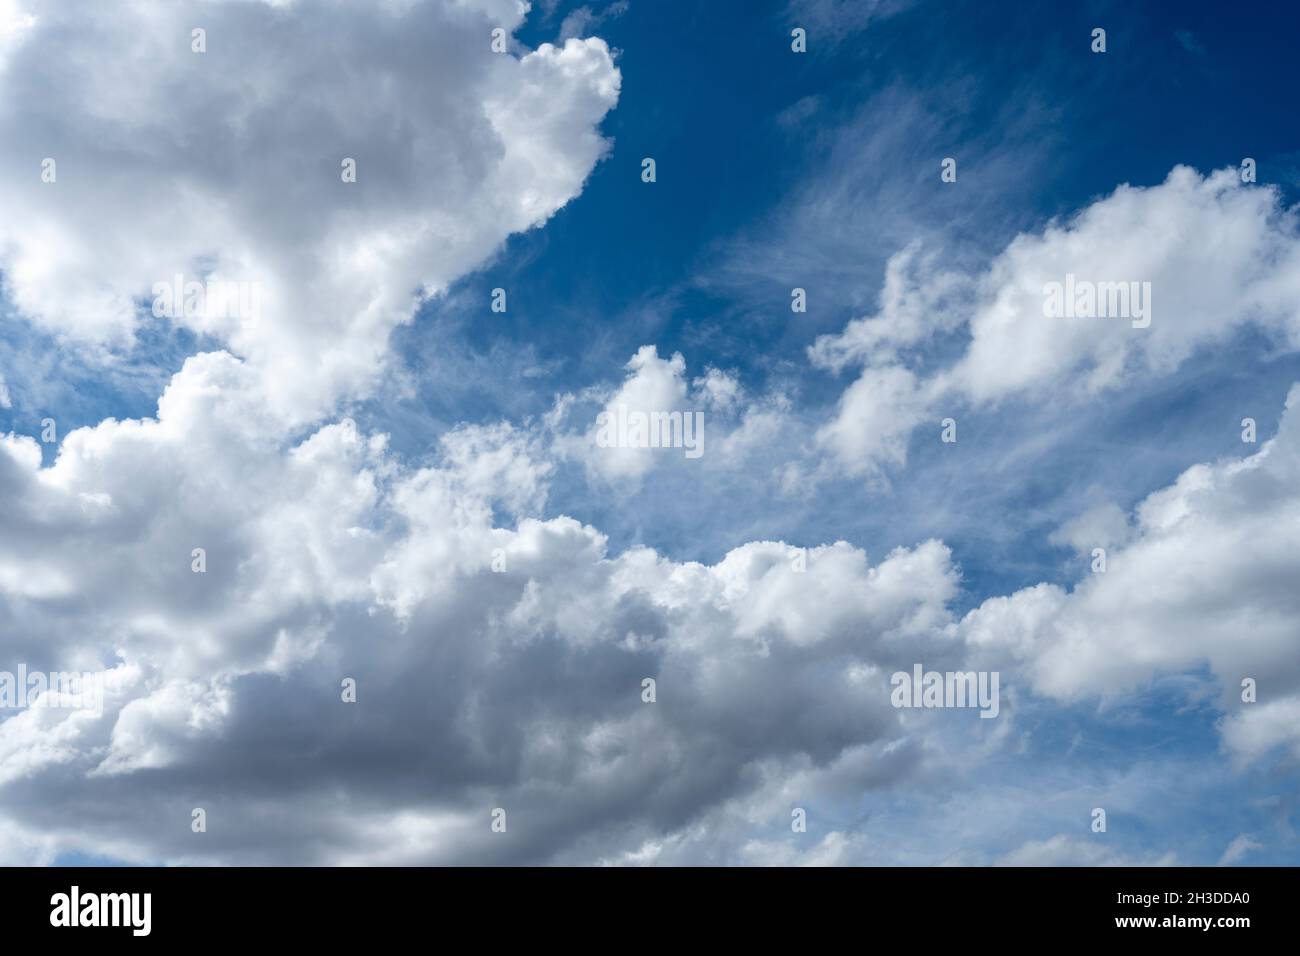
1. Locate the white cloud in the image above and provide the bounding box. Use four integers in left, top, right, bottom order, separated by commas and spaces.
0, 0, 619, 422
585, 346, 693, 480
813, 166, 1300, 477
814, 364, 932, 478
963, 384, 1300, 763
810, 241, 969, 373
997, 834, 1176, 867
949, 166, 1300, 403
784, 0, 914, 48
0, 346, 977, 863
2, 3, 1293, 868
1049, 502, 1131, 555
693, 366, 743, 413
558, 1, 628, 42
1217, 833, 1262, 866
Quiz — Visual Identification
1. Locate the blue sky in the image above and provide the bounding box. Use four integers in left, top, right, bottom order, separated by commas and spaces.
374, 0, 1300, 594
2, 0, 1300, 866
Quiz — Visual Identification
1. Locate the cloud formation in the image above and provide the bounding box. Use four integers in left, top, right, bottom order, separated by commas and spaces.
963, 385, 1300, 764
813, 166, 1300, 476
0, 0, 619, 421
0, 349, 977, 862
1, 2, 1296, 868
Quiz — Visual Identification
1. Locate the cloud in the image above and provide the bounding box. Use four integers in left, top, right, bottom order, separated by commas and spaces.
581, 345, 696, 481
784, 0, 914, 48
962, 384, 1300, 763
948, 166, 1300, 403
809, 241, 970, 374
2, 3, 1294, 869
814, 364, 932, 479
558, 1, 628, 42
1048, 502, 1131, 556
0, 0, 619, 422
0, 344, 985, 863
997, 834, 1176, 867
812, 166, 1300, 476
0, 51, 970, 846
1217, 833, 1261, 866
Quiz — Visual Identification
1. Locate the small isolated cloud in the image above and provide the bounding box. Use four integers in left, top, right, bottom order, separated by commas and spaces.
559, 1, 629, 41
998, 834, 1177, 867
1217, 834, 1262, 866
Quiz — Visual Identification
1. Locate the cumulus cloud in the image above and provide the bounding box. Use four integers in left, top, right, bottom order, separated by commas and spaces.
0, 0, 974, 859
581, 345, 697, 481
0, 0, 619, 422
0, 356, 979, 861
812, 166, 1300, 476
2, 1, 1293, 870
813, 364, 931, 480
810, 241, 969, 375
962, 384, 1300, 763
948, 166, 1300, 403
541, 344, 811, 506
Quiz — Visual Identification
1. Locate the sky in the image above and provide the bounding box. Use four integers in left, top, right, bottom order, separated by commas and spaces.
1, 0, 1299, 866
